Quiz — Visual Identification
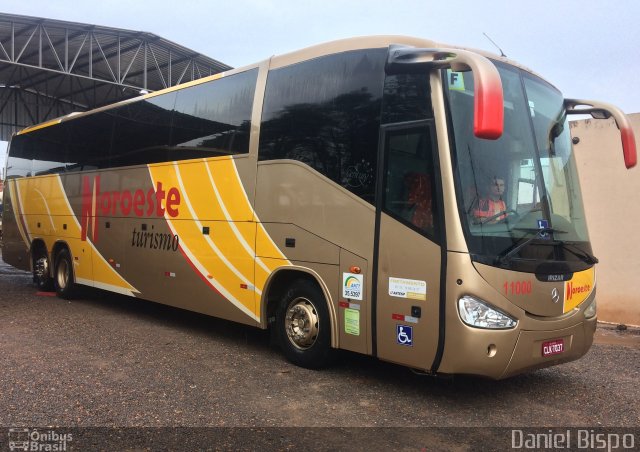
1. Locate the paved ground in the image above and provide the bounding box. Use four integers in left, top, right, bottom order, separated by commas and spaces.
0, 254, 638, 449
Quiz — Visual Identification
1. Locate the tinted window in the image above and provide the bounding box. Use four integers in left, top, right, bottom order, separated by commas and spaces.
66, 111, 114, 171
259, 49, 386, 203
7, 125, 68, 177
383, 125, 439, 241
29, 125, 68, 175
6, 137, 33, 178
381, 73, 432, 124
7, 69, 258, 176
110, 93, 177, 167
172, 68, 257, 157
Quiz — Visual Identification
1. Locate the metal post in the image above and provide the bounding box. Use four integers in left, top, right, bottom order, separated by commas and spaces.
117, 35, 121, 84
38, 24, 42, 67
89, 32, 93, 78
144, 41, 147, 90
11, 21, 14, 61
65, 28, 68, 72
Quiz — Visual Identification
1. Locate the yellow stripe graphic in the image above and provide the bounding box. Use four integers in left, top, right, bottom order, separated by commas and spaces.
13, 175, 138, 295
148, 157, 291, 321
175, 162, 259, 293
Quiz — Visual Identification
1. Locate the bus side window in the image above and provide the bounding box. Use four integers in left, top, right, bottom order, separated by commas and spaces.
383, 126, 439, 240
259, 49, 387, 204
172, 68, 258, 157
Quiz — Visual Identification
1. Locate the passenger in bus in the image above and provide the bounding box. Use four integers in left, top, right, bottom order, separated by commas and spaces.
405, 172, 433, 231
473, 176, 507, 223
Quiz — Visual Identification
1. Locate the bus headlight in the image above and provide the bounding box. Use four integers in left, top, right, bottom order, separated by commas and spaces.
458, 295, 517, 329
584, 297, 597, 319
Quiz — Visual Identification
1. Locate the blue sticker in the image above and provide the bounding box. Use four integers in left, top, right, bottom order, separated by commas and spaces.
396, 325, 413, 346
537, 219, 550, 239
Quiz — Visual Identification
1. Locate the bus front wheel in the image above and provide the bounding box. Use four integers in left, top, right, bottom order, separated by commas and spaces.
54, 249, 76, 300
276, 279, 332, 369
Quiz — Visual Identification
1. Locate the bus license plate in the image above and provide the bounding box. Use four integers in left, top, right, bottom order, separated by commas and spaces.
542, 339, 564, 357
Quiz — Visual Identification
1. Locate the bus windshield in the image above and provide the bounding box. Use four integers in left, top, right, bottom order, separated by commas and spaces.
445, 62, 592, 273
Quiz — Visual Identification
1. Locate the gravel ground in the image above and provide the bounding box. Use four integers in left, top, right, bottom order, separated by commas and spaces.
0, 254, 638, 449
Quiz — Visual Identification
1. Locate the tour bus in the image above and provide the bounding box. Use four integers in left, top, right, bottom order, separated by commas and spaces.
1, 36, 636, 379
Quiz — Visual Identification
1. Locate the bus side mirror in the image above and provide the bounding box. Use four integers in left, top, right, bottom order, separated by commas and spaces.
565, 99, 637, 169
386, 46, 504, 140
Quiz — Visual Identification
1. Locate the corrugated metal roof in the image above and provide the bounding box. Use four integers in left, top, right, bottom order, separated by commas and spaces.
0, 12, 232, 141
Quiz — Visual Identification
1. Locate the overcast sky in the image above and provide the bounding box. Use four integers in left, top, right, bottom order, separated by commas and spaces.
1, 0, 639, 163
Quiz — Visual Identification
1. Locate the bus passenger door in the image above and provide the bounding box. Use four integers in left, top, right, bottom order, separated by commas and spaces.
374, 121, 443, 371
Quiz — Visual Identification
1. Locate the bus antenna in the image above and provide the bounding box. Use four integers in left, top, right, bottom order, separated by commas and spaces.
483, 32, 506, 57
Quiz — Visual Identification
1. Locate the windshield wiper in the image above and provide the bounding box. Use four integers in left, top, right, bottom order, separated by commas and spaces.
495, 227, 562, 266
558, 242, 599, 265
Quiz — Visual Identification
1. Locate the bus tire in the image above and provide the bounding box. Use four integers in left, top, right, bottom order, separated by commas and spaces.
276, 279, 332, 369
33, 248, 53, 291
54, 248, 76, 300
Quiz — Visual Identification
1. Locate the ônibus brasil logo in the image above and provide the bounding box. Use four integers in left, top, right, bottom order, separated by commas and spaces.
81, 175, 180, 243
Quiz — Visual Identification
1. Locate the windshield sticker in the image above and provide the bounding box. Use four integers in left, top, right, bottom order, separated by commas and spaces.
342, 273, 363, 300
344, 308, 360, 336
447, 70, 466, 91
528, 100, 536, 117
537, 219, 551, 239
389, 277, 427, 300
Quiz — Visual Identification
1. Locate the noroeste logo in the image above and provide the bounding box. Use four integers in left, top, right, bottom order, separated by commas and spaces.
565, 281, 591, 301
80, 175, 181, 242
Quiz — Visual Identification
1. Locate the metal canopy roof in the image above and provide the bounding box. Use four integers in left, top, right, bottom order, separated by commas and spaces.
0, 12, 232, 142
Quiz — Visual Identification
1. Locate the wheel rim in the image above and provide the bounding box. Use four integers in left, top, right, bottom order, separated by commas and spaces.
284, 297, 320, 350
56, 258, 69, 289
35, 256, 49, 283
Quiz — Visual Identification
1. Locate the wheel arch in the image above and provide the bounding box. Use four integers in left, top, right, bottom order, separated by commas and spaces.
260, 266, 339, 348
51, 240, 75, 286
30, 238, 49, 269
51, 240, 72, 264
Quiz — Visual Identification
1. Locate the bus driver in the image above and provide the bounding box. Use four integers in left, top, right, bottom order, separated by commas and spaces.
473, 176, 507, 223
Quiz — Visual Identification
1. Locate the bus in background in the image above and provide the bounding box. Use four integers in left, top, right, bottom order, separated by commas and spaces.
1, 36, 636, 379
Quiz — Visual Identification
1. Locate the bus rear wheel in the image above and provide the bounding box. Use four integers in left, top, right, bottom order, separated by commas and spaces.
33, 249, 53, 291
54, 249, 76, 300
276, 279, 332, 369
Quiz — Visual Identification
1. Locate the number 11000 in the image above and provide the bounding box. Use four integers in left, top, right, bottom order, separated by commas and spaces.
503, 281, 532, 296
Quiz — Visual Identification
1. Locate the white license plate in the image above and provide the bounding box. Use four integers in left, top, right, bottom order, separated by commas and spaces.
542, 339, 564, 357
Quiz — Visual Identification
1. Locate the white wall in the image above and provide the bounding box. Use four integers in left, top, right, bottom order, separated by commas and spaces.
571, 113, 640, 326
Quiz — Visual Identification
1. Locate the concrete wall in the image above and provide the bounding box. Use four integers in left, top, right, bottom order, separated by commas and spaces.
570, 113, 640, 325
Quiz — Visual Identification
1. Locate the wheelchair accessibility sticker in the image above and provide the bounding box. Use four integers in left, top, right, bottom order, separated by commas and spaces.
396, 325, 413, 346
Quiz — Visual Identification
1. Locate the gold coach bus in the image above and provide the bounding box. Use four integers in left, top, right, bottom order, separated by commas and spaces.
2, 36, 636, 379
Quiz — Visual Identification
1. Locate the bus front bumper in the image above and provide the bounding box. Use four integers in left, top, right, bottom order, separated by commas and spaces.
498, 317, 597, 379
437, 314, 597, 379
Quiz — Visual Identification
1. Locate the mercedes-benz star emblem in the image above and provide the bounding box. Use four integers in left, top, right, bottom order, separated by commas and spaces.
551, 288, 560, 304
